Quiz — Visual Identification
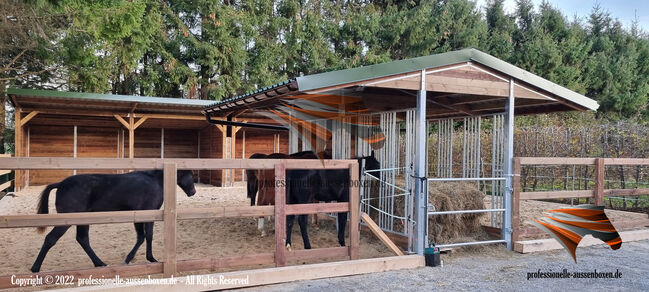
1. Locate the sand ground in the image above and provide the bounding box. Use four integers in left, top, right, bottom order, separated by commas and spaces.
0, 184, 392, 291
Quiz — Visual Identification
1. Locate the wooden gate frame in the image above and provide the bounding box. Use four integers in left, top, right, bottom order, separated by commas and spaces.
0, 157, 366, 289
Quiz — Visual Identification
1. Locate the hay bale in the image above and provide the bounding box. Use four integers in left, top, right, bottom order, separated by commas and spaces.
427, 182, 486, 244
366, 177, 486, 243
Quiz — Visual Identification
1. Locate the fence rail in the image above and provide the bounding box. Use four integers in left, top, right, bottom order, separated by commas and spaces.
0, 154, 12, 193
513, 157, 649, 241
0, 157, 360, 289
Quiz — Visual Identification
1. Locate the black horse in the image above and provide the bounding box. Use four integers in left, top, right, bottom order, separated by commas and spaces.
246, 150, 327, 206
286, 152, 380, 249
30, 170, 196, 273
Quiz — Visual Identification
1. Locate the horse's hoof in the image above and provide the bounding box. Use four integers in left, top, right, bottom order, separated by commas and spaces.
260, 231, 267, 237
286, 244, 292, 251
314, 225, 320, 230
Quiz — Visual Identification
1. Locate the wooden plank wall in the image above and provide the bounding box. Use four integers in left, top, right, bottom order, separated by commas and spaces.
198, 127, 288, 185
132, 128, 162, 158
76, 127, 120, 175
198, 126, 223, 185
28, 126, 201, 186
28, 125, 74, 185
164, 129, 198, 158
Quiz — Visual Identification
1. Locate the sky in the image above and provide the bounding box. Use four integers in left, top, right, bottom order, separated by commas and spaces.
473, 0, 649, 32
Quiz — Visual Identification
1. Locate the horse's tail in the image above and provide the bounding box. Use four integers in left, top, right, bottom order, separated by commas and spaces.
36, 183, 59, 233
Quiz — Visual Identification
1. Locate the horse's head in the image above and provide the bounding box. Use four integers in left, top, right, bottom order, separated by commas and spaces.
177, 170, 197, 197
359, 151, 380, 177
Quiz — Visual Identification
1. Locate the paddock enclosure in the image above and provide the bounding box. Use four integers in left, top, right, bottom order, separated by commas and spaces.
3, 48, 649, 290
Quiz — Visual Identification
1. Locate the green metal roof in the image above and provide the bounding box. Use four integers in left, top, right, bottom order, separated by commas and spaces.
204, 48, 599, 112
8, 88, 214, 107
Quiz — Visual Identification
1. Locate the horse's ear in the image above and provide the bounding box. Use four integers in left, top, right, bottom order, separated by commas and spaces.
370, 150, 375, 158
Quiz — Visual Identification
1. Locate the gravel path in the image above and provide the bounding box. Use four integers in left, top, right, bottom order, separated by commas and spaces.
240, 240, 649, 291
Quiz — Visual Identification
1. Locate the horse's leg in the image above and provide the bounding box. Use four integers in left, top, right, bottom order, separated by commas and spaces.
285, 214, 295, 250
124, 223, 145, 264
312, 213, 319, 230
144, 222, 157, 262
76, 225, 107, 267
258, 217, 266, 237
297, 214, 311, 249
337, 212, 348, 246
31, 225, 70, 273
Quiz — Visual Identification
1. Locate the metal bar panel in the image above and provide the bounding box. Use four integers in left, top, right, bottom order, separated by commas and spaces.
428, 209, 505, 215
436, 239, 506, 249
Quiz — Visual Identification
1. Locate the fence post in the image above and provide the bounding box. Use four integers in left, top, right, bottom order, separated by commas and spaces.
163, 163, 177, 278
349, 162, 360, 260
512, 158, 521, 242
595, 158, 605, 206
274, 163, 286, 267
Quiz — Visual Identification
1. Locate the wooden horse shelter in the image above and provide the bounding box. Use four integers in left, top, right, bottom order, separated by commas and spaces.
8, 88, 288, 188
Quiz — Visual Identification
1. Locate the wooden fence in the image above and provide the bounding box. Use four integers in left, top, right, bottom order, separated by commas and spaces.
0, 157, 360, 289
0, 154, 12, 194
513, 157, 649, 241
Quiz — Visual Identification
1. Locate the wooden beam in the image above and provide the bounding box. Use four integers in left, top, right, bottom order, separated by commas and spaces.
0, 181, 11, 192
13, 110, 21, 190
73, 255, 425, 291
604, 188, 649, 196
514, 229, 649, 253
285, 202, 349, 215
274, 163, 287, 267
360, 213, 404, 256
19, 110, 39, 126
349, 162, 360, 260
603, 158, 649, 165
133, 115, 149, 129
113, 114, 130, 129
285, 246, 349, 262
519, 190, 593, 200
163, 163, 177, 278
594, 158, 605, 206
518, 157, 597, 165
140, 113, 206, 121
0, 210, 162, 228
128, 114, 135, 159
0, 157, 357, 170
176, 253, 275, 273
177, 206, 275, 220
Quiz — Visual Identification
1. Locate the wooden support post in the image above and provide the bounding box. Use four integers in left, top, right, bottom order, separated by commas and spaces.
595, 158, 605, 206
512, 157, 521, 242
349, 162, 360, 260
274, 163, 286, 267
128, 114, 135, 159
14, 110, 21, 190
163, 163, 177, 278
